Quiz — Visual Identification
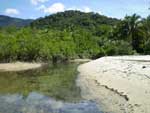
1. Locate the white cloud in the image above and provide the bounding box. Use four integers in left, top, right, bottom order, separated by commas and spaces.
5, 8, 20, 15
67, 6, 91, 13
31, 0, 48, 5
44, 3, 65, 13
38, 3, 65, 14
67, 6, 103, 14
83, 7, 91, 13
37, 3, 98, 14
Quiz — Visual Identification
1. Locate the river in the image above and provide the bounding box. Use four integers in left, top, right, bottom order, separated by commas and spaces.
0, 63, 102, 113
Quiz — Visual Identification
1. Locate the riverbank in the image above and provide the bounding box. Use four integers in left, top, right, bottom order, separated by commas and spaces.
77, 56, 150, 113
70, 59, 92, 63
0, 59, 91, 72
0, 62, 43, 72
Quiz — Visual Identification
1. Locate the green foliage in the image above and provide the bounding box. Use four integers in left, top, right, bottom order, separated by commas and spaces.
102, 40, 134, 56
0, 26, 101, 62
1, 11, 150, 62
111, 14, 146, 53
31, 10, 119, 32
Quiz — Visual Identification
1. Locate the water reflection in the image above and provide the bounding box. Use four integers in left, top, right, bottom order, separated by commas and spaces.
0, 63, 102, 113
0, 92, 102, 113
0, 63, 81, 102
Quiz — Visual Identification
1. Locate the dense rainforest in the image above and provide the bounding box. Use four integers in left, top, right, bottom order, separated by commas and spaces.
0, 10, 150, 63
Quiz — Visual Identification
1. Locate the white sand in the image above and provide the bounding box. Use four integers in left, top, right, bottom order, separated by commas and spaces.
0, 62, 42, 72
77, 56, 150, 113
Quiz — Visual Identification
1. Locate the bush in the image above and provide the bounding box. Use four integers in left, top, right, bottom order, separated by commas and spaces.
144, 39, 150, 54
103, 40, 134, 56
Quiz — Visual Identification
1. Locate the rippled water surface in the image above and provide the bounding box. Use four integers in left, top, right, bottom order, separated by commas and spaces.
0, 63, 102, 113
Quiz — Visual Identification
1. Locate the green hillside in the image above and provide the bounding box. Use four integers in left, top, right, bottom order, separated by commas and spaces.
30, 10, 119, 30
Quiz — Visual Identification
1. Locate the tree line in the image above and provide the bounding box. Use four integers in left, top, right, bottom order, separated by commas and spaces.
0, 11, 150, 63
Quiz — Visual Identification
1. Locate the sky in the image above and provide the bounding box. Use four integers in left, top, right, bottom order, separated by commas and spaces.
0, 0, 149, 19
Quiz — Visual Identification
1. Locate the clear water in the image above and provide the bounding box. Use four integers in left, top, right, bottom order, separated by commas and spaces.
0, 63, 102, 113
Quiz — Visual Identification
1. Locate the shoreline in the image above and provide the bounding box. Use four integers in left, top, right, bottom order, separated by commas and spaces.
0, 62, 43, 72
70, 59, 92, 63
77, 55, 150, 113
0, 59, 91, 72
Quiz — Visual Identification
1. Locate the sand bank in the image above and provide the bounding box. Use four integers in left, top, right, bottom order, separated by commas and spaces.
0, 62, 43, 72
77, 56, 150, 113
70, 59, 92, 63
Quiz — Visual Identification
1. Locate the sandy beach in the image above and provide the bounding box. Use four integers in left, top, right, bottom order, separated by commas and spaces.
77, 56, 150, 113
0, 62, 43, 72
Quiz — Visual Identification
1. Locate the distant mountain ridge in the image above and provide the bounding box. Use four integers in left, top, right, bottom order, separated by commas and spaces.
0, 15, 33, 27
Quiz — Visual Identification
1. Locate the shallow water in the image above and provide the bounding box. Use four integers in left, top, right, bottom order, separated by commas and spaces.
0, 63, 102, 113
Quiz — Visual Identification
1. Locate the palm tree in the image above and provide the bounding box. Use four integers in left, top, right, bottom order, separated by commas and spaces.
125, 14, 140, 32
142, 16, 150, 38
115, 14, 145, 52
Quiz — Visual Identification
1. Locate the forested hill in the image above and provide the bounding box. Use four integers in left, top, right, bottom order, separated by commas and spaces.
0, 15, 33, 27
30, 10, 119, 30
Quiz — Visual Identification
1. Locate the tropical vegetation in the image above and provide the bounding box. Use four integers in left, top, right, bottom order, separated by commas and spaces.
0, 10, 150, 63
